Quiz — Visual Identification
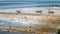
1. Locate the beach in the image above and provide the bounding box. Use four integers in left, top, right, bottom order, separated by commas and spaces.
0, 12, 59, 34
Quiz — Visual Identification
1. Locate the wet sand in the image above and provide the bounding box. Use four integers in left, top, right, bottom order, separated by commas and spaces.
0, 12, 60, 34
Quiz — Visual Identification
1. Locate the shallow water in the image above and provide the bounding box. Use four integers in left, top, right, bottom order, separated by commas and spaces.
0, 19, 31, 27
0, 19, 35, 34
0, 18, 57, 34
0, 30, 35, 34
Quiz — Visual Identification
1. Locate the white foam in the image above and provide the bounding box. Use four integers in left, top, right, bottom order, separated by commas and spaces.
0, 7, 60, 14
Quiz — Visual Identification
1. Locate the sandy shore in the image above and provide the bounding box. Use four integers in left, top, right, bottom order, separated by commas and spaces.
0, 12, 60, 34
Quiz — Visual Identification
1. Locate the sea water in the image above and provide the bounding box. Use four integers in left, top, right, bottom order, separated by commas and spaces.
0, 1, 60, 8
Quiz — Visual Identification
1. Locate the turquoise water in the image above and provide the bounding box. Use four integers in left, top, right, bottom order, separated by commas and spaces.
0, 1, 60, 8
